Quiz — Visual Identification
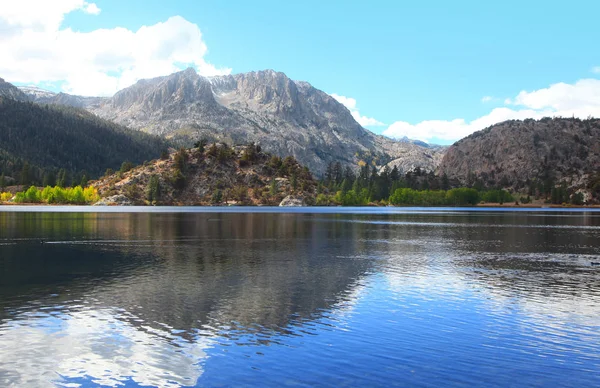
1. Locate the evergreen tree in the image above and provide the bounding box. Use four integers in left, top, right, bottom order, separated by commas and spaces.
211, 189, 222, 204
441, 173, 450, 190
390, 165, 400, 182
270, 178, 278, 197
57, 169, 67, 188
20, 162, 30, 185
194, 138, 207, 154
80, 173, 88, 188
146, 175, 160, 203
333, 162, 343, 185
290, 172, 298, 192
42, 170, 56, 187
0, 172, 5, 190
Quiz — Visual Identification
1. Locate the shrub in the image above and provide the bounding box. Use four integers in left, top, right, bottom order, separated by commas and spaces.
0, 192, 12, 202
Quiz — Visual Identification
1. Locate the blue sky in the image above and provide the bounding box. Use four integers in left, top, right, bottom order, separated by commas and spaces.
2, 0, 600, 143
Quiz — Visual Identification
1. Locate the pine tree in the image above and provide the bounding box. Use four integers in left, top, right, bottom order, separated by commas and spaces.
390, 165, 400, 182
270, 178, 278, 197
20, 162, 30, 185
441, 173, 450, 190
57, 169, 67, 188
146, 175, 160, 203
0, 172, 5, 190
290, 172, 298, 192
80, 173, 88, 188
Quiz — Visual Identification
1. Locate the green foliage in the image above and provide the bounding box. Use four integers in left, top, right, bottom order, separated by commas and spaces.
231, 185, 249, 203
124, 184, 140, 201
194, 139, 207, 154
20, 162, 30, 185
389, 187, 480, 206
519, 195, 532, 204
389, 188, 423, 205
481, 190, 514, 204
56, 169, 67, 188
240, 142, 259, 165
332, 189, 369, 206
119, 161, 134, 174
211, 189, 223, 204
174, 148, 188, 172
267, 156, 282, 170
551, 184, 569, 204
80, 173, 88, 188
315, 193, 330, 206
445, 188, 480, 206
0, 172, 4, 190
571, 192, 585, 205
290, 172, 298, 192
269, 178, 278, 197
172, 168, 186, 190
12, 185, 99, 204
146, 175, 161, 204
217, 143, 234, 162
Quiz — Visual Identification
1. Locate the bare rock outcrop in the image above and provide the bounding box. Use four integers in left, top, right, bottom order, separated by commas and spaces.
279, 195, 307, 207
438, 117, 600, 191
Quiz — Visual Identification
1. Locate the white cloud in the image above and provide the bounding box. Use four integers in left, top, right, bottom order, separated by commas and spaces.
384, 78, 600, 143
592, 66, 600, 74
330, 93, 385, 127
84, 2, 101, 15
481, 96, 493, 103
0, 2, 230, 96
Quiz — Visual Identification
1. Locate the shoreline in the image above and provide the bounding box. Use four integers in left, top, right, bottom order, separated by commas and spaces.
2, 204, 600, 214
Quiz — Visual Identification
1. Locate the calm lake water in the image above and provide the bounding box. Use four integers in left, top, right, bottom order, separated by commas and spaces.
0, 207, 599, 387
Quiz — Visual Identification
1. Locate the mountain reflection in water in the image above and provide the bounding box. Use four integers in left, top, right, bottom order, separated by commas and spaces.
0, 210, 599, 387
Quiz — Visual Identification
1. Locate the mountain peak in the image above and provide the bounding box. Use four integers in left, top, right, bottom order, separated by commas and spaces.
180, 67, 199, 77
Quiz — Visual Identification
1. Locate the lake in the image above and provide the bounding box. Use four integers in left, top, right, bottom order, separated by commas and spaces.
0, 207, 599, 387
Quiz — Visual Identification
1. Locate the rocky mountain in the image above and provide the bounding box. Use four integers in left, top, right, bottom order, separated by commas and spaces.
4, 72, 445, 175
438, 117, 600, 192
0, 78, 28, 101
380, 141, 446, 174
19, 86, 107, 108
88, 68, 443, 174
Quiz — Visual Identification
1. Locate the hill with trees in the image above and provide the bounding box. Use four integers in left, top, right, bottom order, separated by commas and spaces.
91, 142, 317, 206
0, 97, 168, 188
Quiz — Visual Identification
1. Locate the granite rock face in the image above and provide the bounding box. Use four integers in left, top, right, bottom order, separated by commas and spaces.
438, 117, 600, 189
279, 195, 308, 207
10, 69, 445, 175
93, 195, 134, 206
88, 68, 444, 174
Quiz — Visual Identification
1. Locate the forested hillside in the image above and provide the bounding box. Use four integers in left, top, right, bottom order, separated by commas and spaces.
0, 97, 168, 187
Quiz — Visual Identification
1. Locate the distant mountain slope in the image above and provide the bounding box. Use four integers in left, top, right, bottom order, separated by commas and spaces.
18, 85, 107, 108
0, 78, 28, 101
438, 117, 600, 191
0, 97, 168, 185
87, 68, 443, 174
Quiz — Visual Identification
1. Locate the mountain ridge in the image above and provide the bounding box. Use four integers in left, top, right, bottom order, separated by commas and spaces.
16, 70, 445, 175
87, 68, 445, 174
